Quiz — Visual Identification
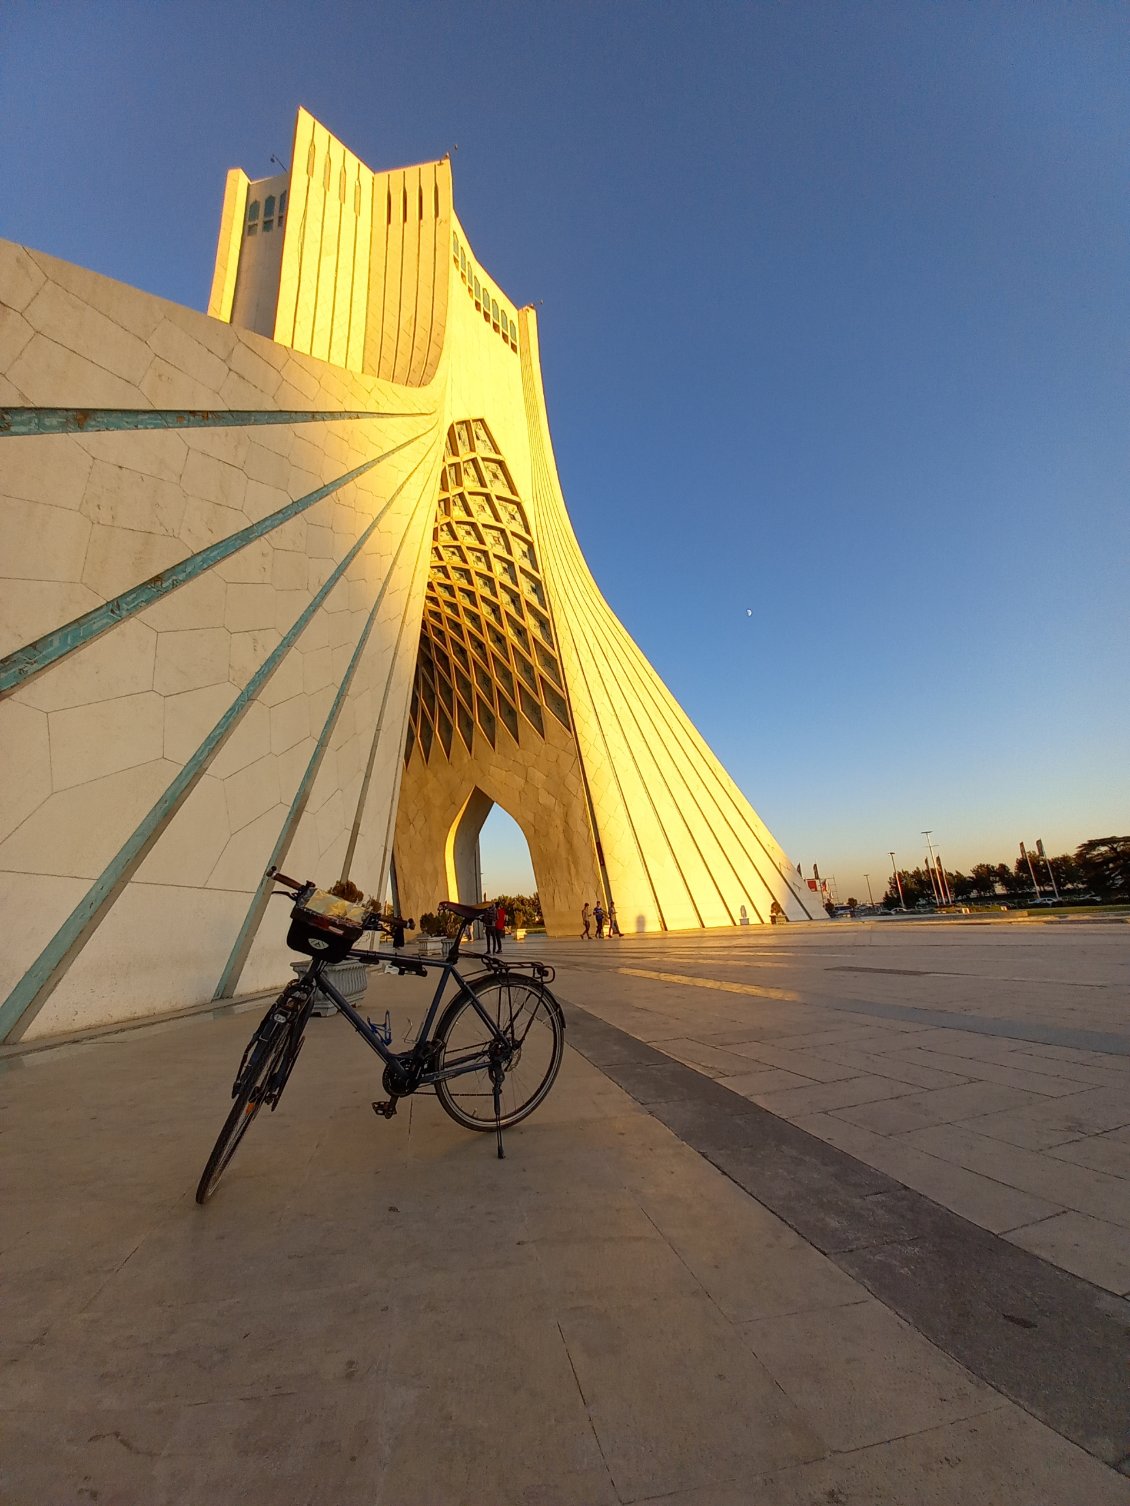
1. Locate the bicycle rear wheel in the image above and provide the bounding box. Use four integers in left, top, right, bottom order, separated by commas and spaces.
433, 977, 564, 1131
195, 1017, 300, 1204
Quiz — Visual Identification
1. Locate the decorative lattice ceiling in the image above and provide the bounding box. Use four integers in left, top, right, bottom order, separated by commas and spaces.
405, 419, 571, 766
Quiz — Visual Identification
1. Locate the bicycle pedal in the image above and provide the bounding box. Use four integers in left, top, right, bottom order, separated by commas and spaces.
371, 1099, 398, 1119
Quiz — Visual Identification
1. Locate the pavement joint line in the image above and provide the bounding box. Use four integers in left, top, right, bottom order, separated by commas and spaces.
561, 997, 1130, 1473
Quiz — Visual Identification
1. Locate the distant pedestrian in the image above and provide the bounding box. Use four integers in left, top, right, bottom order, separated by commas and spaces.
492, 901, 507, 953
581, 902, 592, 940
607, 902, 621, 937
770, 900, 786, 926
594, 901, 605, 939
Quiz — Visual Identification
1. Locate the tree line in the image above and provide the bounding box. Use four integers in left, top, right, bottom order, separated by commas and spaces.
875, 836, 1129, 910
419, 892, 543, 937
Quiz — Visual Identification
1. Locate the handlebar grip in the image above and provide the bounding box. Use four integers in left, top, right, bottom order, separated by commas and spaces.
266, 867, 305, 890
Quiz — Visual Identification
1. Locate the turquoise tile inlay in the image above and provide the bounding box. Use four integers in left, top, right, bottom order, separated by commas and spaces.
0, 424, 435, 698
211, 483, 432, 1000
338, 518, 435, 885
0, 405, 420, 438
0, 433, 441, 1045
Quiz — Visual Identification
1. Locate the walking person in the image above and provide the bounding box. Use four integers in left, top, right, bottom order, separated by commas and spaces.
492, 900, 507, 953
483, 902, 498, 953
580, 902, 592, 940
593, 900, 605, 939
607, 901, 621, 937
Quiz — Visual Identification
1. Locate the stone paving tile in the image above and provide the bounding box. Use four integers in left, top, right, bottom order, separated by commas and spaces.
879, 1045, 1096, 1096
628, 1409, 1130, 1506
807, 1044, 973, 1089
716, 1065, 816, 1096
1004, 1050, 1130, 1090
757, 1023, 916, 1051
373, 1310, 617, 1506
654, 1036, 768, 1076
1013, 1042, 1130, 1076
835, 1081, 1051, 1136
789, 1109, 891, 1158
956, 1086, 1130, 1150
1049, 1132, 1130, 1180
1005, 1211, 1130, 1296
737, 1297, 1002, 1453
901, 1124, 1130, 1229
843, 1138, 1064, 1233
558, 1291, 826, 1502
633, 1176, 867, 1323
712, 1042, 872, 1082
749, 1073, 924, 1120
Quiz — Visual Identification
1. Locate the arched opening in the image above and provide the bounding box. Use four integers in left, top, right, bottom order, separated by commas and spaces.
444, 788, 536, 911
478, 802, 536, 908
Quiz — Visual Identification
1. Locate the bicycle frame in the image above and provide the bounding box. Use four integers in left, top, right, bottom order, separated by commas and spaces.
293, 943, 526, 1089
197, 887, 564, 1199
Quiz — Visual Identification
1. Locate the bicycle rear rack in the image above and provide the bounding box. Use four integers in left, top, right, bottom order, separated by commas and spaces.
480, 955, 555, 984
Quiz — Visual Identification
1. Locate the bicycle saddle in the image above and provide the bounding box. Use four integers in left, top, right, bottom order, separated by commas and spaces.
438, 900, 492, 920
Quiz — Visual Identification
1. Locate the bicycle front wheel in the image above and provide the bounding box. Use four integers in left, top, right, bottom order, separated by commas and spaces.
195, 1019, 299, 1204
433, 977, 564, 1131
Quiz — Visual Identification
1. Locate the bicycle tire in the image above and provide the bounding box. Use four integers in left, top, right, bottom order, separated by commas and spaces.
195, 1019, 298, 1204
433, 976, 564, 1132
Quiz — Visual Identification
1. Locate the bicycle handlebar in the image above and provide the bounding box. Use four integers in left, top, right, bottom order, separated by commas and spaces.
266, 866, 414, 932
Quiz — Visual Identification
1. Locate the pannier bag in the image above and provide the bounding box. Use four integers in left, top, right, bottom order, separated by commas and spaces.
287, 890, 367, 963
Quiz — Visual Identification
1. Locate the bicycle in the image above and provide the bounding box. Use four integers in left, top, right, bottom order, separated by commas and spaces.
195, 868, 565, 1204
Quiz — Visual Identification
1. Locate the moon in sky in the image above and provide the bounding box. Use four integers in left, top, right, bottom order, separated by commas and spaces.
746, 609, 752, 616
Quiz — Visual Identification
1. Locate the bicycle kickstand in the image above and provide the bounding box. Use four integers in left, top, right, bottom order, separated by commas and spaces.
490, 1067, 505, 1160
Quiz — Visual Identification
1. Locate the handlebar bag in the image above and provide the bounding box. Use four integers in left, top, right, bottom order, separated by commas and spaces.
287, 890, 366, 963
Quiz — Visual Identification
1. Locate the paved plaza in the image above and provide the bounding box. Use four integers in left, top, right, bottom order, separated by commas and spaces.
1, 919, 1128, 1503
542, 918, 1130, 1297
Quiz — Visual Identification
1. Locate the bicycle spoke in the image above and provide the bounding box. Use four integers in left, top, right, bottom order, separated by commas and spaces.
434, 979, 563, 1131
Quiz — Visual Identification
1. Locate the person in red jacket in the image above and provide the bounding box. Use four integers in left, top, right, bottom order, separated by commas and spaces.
492, 901, 507, 953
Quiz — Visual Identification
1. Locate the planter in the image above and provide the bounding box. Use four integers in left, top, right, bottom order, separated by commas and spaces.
291, 958, 369, 1015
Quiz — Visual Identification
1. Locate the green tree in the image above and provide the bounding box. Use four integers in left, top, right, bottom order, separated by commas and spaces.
883, 868, 933, 909
1074, 837, 1130, 901
1048, 852, 1082, 892
997, 861, 1030, 896
968, 864, 1000, 898
493, 892, 543, 928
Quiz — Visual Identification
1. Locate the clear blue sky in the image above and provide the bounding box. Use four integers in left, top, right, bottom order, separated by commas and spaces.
3, 1, 1127, 903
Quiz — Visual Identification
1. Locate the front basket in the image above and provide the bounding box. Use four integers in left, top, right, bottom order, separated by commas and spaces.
286, 891, 365, 963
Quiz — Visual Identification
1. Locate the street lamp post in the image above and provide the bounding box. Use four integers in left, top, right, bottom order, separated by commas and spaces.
923, 831, 951, 906
863, 873, 874, 906
889, 851, 907, 911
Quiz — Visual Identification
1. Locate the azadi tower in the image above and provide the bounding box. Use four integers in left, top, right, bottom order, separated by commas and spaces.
0, 108, 814, 1043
